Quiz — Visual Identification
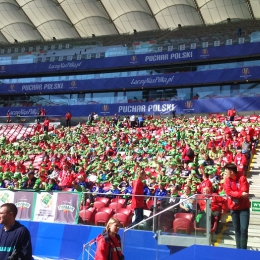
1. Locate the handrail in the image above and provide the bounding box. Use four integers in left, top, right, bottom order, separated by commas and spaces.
123, 194, 197, 232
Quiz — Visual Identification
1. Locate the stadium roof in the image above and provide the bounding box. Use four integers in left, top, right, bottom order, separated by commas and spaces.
0, 0, 259, 44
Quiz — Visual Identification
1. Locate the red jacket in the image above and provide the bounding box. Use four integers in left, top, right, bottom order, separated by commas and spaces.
234, 153, 247, 166
182, 147, 194, 161
131, 178, 145, 209
95, 231, 123, 260
198, 194, 227, 213
197, 179, 213, 194
224, 176, 250, 210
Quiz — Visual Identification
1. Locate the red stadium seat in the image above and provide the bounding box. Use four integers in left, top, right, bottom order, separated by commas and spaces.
79, 210, 93, 224
94, 197, 110, 206
111, 198, 126, 205
109, 202, 123, 212
116, 208, 132, 216
173, 218, 193, 235
174, 213, 194, 221
113, 213, 129, 227
94, 201, 106, 210
97, 207, 113, 217
95, 212, 110, 226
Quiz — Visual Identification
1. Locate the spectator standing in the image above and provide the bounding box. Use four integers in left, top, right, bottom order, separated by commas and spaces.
130, 115, 136, 128
128, 170, 146, 228
227, 107, 236, 121
40, 108, 46, 121
43, 117, 50, 132
137, 114, 145, 127
224, 163, 250, 249
65, 111, 72, 127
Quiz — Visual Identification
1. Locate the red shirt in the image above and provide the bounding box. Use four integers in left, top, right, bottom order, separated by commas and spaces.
131, 179, 145, 209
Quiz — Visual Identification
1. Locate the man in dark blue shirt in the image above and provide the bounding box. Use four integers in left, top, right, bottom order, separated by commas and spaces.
0, 203, 33, 260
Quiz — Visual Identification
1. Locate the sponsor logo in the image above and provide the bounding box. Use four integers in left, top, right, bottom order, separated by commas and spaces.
242, 68, 250, 75
71, 81, 77, 88
200, 48, 209, 58
102, 105, 109, 112
240, 67, 251, 79
58, 204, 75, 213
15, 202, 31, 210
1, 66, 5, 71
130, 55, 138, 64
9, 84, 15, 92
185, 101, 193, 109
0, 193, 10, 203
131, 76, 174, 87
202, 48, 208, 55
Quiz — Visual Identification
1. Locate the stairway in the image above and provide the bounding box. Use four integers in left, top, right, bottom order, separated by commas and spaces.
214, 146, 260, 250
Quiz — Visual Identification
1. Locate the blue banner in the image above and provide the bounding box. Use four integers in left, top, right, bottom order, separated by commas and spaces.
1, 96, 260, 118
2, 66, 260, 94
0, 42, 260, 76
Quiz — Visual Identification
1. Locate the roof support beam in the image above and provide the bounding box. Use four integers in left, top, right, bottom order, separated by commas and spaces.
245, 0, 255, 19
192, 0, 205, 25
143, 0, 161, 29
98, 0, 120, 34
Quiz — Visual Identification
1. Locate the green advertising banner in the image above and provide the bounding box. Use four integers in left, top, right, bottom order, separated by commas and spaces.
251, 201, 260, 212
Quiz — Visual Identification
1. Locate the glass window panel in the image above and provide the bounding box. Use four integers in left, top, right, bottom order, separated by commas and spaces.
93, 92, 115, 104
126, 91, 143, 101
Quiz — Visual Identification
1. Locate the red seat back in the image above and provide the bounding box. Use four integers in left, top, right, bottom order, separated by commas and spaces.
95, 212, 110, 226
94, 201, 106, 210
174, 213, 194, 221
97, 207, 113, 216
109, 202, 123, 211
79, 210, 93, 224
173, 218, 193, 235
94, 197, 110, 205
113, 213, 129, 227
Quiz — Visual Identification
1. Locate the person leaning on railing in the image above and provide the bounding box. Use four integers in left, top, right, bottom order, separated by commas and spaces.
223, 163, 250, 249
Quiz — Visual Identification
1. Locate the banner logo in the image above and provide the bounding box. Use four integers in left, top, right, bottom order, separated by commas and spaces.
202, 49, 208, 55
240, 67, 251, 79
130, 55, 138, 64
242, 68, 250, 75
0, 192, 10, 203
102, 105, 109, 112
15, 201, 31, 210
1, 66, 5, 71
185, 101, 193, 109
10, 84, 15, 91
200, 48, 209, 58
57, 204, 75, 213
71, 81, 77, 88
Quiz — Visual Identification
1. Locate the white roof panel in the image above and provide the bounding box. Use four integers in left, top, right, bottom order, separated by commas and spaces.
0, 0, 256, 43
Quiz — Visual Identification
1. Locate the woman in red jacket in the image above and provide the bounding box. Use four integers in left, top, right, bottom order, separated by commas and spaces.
224, 163, 250, 249
95, 217, 124, 260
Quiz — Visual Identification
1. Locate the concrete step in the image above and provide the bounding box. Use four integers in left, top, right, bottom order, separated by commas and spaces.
223, 228, 260, 237
217, 237, 260, 248
217, 243, 260, 250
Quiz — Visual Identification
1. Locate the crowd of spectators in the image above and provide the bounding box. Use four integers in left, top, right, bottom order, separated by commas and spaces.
0, 114, 258, 228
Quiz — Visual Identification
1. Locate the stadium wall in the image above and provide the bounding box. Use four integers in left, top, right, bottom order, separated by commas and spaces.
2, 97, 260, 118
19, 220, 174, 260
